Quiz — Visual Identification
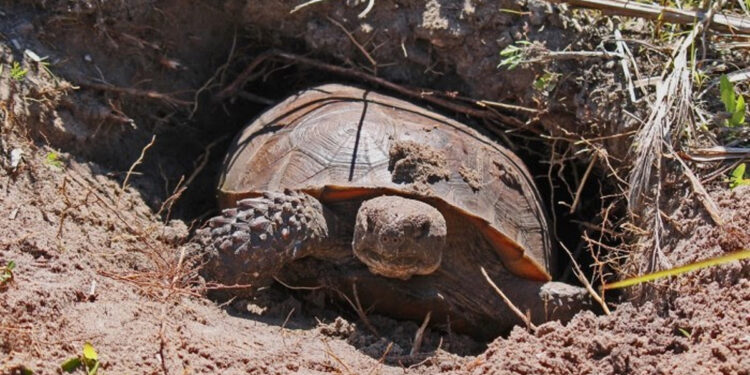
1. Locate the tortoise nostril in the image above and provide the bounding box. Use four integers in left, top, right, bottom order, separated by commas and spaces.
366, 215, 376, 232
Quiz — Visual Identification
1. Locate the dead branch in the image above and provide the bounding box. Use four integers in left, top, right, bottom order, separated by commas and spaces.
549, 0, 750, 34
214, 50, 532, 132
480, 267, 537, 332
525, 50, 625, 64
559, 241, 611, 315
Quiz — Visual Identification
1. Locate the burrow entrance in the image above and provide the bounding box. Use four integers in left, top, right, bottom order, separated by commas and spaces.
6, 0, 623, 355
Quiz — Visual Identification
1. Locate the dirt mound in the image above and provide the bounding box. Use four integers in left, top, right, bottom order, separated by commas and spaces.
471, 186, 750, 374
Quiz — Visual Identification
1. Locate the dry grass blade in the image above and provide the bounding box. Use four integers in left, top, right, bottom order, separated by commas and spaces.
548, 0, 750, 34
289, 0, 327, 14
366, 341, 393, 375
680, 146, 750, 162
332, 283, 379, 337
321, 339, 353, 374
671, 149, 724, 226
628, 27, 696, 212
569, 152, 598, 214
480, 267, 537, 332
604, 249, 750, 289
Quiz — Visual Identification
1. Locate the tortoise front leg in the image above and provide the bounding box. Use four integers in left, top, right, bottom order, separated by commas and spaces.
197, 190, 329, 293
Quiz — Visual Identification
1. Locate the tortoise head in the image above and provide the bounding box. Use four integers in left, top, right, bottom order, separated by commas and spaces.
352, 195, 447, 280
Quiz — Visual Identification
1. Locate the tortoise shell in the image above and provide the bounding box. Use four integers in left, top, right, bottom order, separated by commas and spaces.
217, 84, 554, 281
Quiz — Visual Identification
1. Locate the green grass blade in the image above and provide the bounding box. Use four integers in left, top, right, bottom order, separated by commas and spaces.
60, 357, 81, 372
720, 75, 735, 112
731, 94, 746, 126
603, 249, 750, 290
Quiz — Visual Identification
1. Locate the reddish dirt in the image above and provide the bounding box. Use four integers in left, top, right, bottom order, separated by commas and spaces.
2, 134, 748, 374
1, 0, 748, 374
471, 186, 750, 375
0, 132, 465, 374
389, 140, 451, 184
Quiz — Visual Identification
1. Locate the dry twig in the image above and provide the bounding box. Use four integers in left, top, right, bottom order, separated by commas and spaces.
327, 16, 377, 68
559, 242, 611, 315
410, 311, 431, 356
480, 267, 537, 332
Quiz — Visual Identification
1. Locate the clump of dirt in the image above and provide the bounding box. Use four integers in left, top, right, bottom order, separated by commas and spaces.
470, 185, 750, 375
389, 140, 450, 184
458, 165, 482, 191
472, 282, 749, 375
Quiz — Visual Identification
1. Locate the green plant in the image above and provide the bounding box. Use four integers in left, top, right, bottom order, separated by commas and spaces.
0, 260, 15, 285
10, 61, 28, 81
728, 163, 750, 189
719, 75, 746, 127
677, 327, 691, 338
533, 72, 559, 92
45, 152, 64, 169
61, 342, 99, 374
498, 41, 531, 70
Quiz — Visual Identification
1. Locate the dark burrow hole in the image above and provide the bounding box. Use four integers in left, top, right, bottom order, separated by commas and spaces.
160, 60, 621, 354
20, 24, 621, 354
74, 60, 619, 356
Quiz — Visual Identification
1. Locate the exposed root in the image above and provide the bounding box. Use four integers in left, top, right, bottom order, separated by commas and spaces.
214, 50, 532, 132
77, 81, 192, 107
119, 134, 156, 206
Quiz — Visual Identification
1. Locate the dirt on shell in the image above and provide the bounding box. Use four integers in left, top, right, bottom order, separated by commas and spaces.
458, 166, 482, 191
389, 140, 450, 185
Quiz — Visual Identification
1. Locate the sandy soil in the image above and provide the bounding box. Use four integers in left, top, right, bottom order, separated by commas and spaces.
2, 139, 747, 374
1, 0, 748, 374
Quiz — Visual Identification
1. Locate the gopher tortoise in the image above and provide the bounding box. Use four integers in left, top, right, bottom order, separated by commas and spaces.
199, 84, 589, 339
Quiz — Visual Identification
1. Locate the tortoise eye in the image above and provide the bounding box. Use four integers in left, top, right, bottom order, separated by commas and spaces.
416, 221, 431, 239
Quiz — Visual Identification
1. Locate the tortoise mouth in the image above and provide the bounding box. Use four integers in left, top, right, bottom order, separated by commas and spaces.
355, 246, 441, 280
